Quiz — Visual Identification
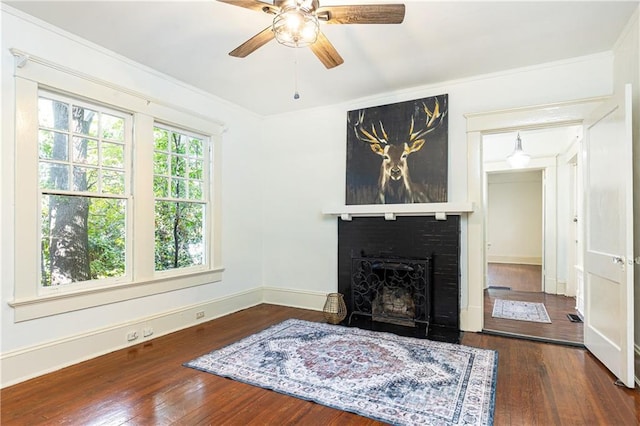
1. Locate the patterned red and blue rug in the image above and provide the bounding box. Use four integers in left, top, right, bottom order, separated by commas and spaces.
185, 319, 498, 425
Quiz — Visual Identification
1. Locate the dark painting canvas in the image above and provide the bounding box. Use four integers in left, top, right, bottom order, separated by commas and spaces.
346, 94, 448, 205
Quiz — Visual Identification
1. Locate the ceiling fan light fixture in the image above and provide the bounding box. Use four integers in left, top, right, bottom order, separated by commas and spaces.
273, 0, 320, 48
507, 132, 531, 168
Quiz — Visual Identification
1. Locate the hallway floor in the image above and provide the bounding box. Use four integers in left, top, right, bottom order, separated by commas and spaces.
484, 263, 583, 345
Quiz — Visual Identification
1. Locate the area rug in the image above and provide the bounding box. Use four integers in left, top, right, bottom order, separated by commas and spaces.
184, 319, 498, 426
492, 299, 551, 323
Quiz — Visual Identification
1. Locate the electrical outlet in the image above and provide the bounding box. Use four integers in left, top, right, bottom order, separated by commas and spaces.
196, 311, 205, 319
126, 331, 139, 341
143, 327, 153, 337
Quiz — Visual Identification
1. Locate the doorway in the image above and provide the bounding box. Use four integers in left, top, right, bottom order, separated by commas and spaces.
481, 128, 583, 345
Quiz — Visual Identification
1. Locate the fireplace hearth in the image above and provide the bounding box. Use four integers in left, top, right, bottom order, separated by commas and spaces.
338, 216, 460, 343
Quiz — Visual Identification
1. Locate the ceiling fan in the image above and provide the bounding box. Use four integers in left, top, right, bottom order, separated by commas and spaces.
218, 0, 406, 69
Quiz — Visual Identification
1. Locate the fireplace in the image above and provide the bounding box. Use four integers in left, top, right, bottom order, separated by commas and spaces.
350, 256, 431, 334
338, 216, 460, 342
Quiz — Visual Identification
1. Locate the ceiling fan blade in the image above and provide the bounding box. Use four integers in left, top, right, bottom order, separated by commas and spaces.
229, 26, 275, 58
217, 0, 278, 14
317, 4, 405, 24
309, 31, 344, 69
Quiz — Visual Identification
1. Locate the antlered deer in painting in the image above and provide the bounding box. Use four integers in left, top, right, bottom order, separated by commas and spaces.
346, 95, 448, 204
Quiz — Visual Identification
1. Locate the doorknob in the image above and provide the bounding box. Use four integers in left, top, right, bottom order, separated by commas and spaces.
612, 256, 625, 264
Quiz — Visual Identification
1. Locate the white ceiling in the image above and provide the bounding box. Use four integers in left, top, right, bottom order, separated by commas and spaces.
5, 0, 638, 116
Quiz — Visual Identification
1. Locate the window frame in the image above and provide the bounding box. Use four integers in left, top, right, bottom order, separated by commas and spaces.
152, 122, 211, 274
10, 54, 224, 322
37, 89, 134, 292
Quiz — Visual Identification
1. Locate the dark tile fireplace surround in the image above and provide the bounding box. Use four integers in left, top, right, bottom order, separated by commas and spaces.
338, 216, 460, 343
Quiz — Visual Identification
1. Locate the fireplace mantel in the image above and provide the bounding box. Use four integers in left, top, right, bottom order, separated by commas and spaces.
322, 202, 474, 221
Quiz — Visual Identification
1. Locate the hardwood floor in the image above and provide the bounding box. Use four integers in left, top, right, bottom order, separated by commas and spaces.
488, 262, 542, 293
484, 288, 583, 345
2, 304, 638, 425
485, 262, 583, 345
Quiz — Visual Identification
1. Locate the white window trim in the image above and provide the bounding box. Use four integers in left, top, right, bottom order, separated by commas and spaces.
37, 89, 135, 293
151, 122, 212, 273
9, 50, 224, 322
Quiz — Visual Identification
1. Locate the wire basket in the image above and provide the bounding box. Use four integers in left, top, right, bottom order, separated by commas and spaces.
323, 293, 347, 324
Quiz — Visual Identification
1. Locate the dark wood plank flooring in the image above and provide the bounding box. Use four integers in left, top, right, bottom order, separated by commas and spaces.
485, 262, 583, 345
2, 304, 638, 425
484, 288, 583, 345
488, 262, 542, 293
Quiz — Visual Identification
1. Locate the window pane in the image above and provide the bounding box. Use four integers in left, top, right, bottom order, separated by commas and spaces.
172, 133, 187, 154
40, 163, 69, 190
39, 131, 68, 161
171, 155, 186, 177
154, 152, 169, 175
154, 128, 169, 151
103, 142, 124, 168
172, 178, 187, 198
102, 170, 125, 195
38, 98, 69, 130
154, 176, 168, 198
41, 195, 126, 286
73, 166, 98, 192
101, 114, 125, 141
73, 137, 99, 165
189, 180, 203, 199
154, 201, 204, 271
72, 105, 99, 137
188, 160, 202, 179
189, 138, 203, 157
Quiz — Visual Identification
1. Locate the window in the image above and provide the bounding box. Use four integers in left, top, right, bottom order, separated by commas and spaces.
38, 92, 131, 288
153, 125, 208, 271
11, 56, 223, 321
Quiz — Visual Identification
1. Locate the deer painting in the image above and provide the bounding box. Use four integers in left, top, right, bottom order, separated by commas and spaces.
346, 95, 448, 205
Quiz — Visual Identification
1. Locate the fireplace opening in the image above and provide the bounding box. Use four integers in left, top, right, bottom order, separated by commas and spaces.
349, 256, 431, 335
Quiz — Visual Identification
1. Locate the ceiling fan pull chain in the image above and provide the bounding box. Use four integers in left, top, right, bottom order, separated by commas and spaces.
293, 50, 301, 100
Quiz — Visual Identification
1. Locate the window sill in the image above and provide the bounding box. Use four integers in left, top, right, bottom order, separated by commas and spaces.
8, 268, 224, 322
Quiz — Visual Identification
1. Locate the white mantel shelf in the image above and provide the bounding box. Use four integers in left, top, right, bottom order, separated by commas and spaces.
322, 202, 474, 221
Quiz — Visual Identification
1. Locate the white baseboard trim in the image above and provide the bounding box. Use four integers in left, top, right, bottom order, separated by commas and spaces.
262, 286, 327, 312
487, 256, 542, 265
459, 305, 482, 332
556, 280, 567, 296
1, 288, 262, 388
4, 285, 480, 388
635, 343, 640, 387
544, 277, 557, 295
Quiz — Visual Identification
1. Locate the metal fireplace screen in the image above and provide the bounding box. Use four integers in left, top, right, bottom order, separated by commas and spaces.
349, 257, 431, 331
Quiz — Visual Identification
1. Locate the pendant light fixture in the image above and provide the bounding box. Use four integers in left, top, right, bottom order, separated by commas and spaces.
507, 132, 531, 168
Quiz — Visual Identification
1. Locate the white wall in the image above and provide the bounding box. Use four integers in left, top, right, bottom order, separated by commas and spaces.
1, 7, 265, 385
486, 171, 543, 265
260, 52, 614, 328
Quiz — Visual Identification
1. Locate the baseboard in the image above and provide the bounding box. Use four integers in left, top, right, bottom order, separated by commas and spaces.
1, 288, 263, 388
262, 286, 327, 312
635, 343, 640, 387
459, 305, 483, 332
487, 256, 542, 265
556, 280, 567, 295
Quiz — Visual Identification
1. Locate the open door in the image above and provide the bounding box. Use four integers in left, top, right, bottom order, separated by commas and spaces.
583, 84, 634, 388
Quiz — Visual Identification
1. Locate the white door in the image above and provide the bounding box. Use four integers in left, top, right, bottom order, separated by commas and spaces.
583, 84, 634, 388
